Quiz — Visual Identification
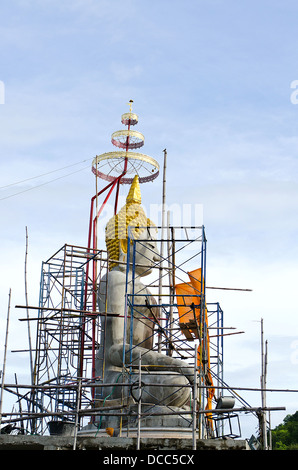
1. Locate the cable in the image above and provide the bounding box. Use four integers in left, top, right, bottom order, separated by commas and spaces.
0, 164, 90, 201
0, 157, 93, 189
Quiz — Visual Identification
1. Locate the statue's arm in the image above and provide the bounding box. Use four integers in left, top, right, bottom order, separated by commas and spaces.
109, 343, 195, 385
101, 270, 195, 385
98, 270, 128, 345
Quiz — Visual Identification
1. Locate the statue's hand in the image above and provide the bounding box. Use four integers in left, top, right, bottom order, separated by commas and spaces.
108, 343, 195, 385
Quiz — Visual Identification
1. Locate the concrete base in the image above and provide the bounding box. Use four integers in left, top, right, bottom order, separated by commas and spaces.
0, 434, 249, 450
79, 425, 197, 439
84, 404, 193, 435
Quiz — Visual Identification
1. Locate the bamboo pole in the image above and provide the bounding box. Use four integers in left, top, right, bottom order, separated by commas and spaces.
0, 405, 286, 426
24, 227, 33, 382
260, 318, 268, 450
0, 288, 12, 432
3, 381, 298, 393
137, 351, 142, 450
158, 149, 167, 352
167, 212, 175, 357
73, 378, 82, 450
192, 344, 197, 450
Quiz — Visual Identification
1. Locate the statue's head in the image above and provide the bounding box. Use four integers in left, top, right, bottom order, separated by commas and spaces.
105, 175, 159, 276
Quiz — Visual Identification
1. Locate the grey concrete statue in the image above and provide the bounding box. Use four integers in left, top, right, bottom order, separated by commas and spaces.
95, 176, 194, 429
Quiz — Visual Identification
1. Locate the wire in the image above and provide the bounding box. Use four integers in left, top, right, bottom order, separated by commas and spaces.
0, 164, 91, 201
0, 157, 93, 189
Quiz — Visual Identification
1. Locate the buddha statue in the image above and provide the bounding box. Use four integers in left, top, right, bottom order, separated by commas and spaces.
95, 176, 194, 429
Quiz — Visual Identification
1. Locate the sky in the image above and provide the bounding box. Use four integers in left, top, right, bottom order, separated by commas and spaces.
1, 0, 298, 440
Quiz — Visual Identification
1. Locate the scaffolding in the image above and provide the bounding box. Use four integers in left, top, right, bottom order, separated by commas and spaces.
118, 224, 224, 439
17, 244, 107, 435
4, 223, 240, 443
0, 220, 285, 449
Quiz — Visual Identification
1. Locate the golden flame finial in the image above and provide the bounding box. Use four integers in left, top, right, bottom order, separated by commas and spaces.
127, 99, 134, 113
126, 175, 141, 205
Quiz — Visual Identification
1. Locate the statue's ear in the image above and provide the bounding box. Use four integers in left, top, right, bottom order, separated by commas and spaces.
120, 238, 128, 254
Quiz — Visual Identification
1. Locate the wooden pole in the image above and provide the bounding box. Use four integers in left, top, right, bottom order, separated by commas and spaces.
137, 351, 142, 450
167, 211, 175, 356
192, 344, 197, 449
73, 378, 82, 450
158, 149, 167, 352
24, 226, 33, 382
0, 289, 12, 432
260, 318, 268, 449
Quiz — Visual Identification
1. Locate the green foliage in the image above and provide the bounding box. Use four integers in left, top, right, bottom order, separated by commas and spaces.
271, 411, 298, 450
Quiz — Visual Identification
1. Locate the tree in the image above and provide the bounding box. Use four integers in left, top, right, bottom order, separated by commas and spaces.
271, 411, 298, 450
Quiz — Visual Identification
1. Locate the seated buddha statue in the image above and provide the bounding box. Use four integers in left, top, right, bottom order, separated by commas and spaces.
95, 176, 194, 425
